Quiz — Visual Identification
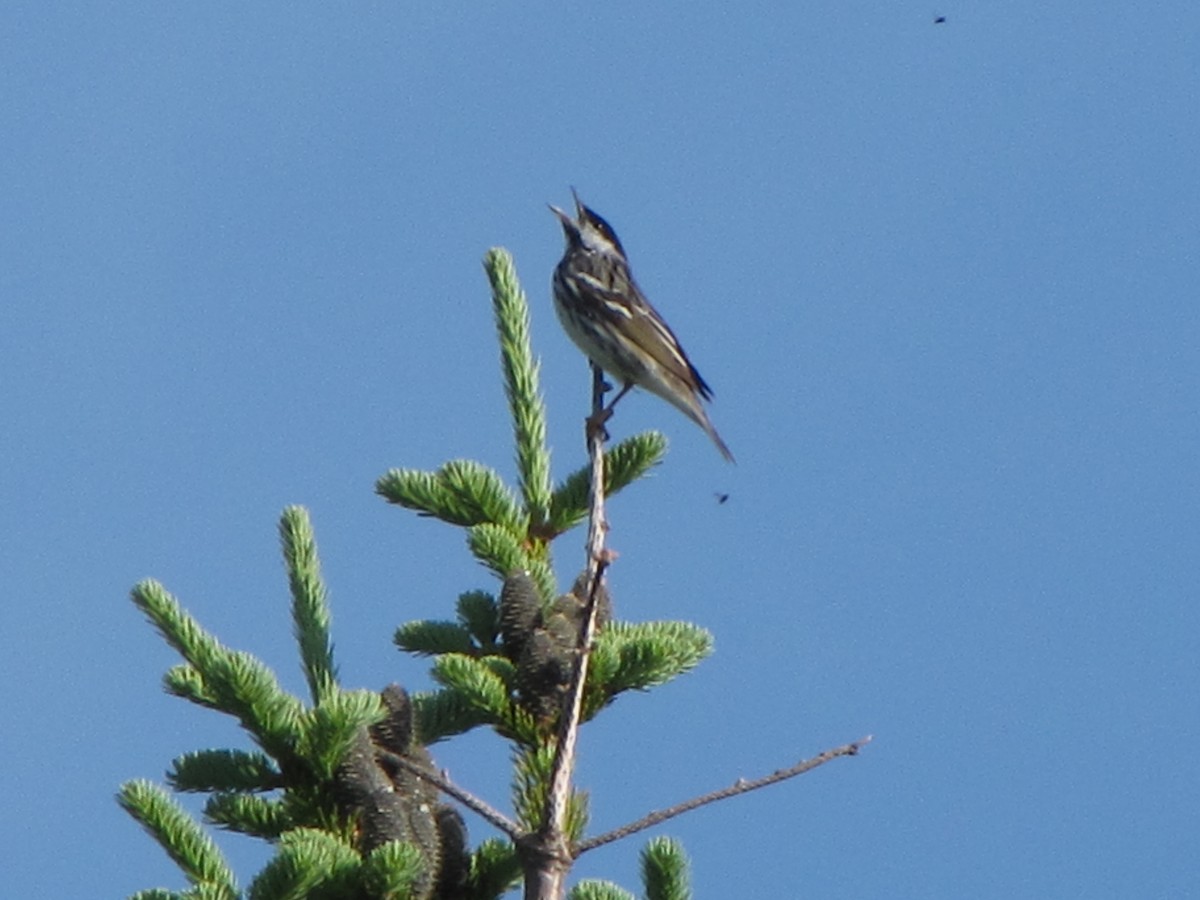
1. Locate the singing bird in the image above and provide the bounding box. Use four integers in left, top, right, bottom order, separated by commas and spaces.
549, 192, 734, 462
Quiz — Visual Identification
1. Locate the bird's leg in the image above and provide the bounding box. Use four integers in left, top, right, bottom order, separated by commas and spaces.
585, 380, 633, 445
603, 381, 635, 415
593, 371, 614, 403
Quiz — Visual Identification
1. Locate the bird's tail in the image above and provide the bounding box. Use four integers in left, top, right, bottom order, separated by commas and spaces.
681, 397, 735, 463
700, 412, 735, 463
646, 377, 736, 463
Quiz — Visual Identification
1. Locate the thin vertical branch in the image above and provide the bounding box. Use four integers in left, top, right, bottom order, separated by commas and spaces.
525, 363, 611, 900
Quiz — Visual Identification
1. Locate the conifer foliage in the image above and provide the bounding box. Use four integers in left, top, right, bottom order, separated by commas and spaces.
120, 249, 713, 900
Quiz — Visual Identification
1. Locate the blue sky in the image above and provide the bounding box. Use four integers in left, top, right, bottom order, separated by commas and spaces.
3, 3, 1198, 897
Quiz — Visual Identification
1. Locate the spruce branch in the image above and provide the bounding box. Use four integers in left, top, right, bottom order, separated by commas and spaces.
129, 887, 235, 900
375, 460, 526, 531
360, 841, 429, 900
485, 247, 553, 532
431, 654, 514, 718
132, 581, 229, 674
132, 581, 306, 761
512, 745, 588, 840
117, 780, 238, 898
464, 523, 558, 605
411, 687, 497, 744
374, 469, 448, 519
245, 827, 361, 899
128, 517, 478, 899
587, 621, 713, 704
468, 523, 532, 583
396, 619, 479, 656
167, 749, 283, 793
280, 505, 337, 707
567, 883, 637, 900
427, 653, 540, 747
298, 688, 387, 780
576, 736, 874, 854
640, 837, 691, 900
466, 838, 524, 899
163, 663, 218, 708
547, 432, 667, 536
441, 459, 529, 532
204, 792, 291, 839
457, 589, 502, 651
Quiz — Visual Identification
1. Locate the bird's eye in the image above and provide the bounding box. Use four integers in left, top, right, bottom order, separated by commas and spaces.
584, 207, 626, 255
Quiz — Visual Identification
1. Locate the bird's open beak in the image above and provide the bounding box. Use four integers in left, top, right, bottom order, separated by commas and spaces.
548, 204, 577, 236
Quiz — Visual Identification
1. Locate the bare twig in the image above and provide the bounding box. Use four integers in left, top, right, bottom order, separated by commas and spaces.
378, 749, 523, 840
575, 735, 874, 854
528, 363, 612, 900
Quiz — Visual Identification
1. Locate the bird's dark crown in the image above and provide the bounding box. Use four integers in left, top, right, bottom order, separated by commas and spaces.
575, 202, 626, 257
